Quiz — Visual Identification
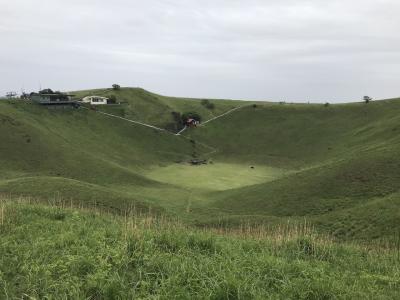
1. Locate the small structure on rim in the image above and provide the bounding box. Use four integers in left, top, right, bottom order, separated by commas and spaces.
6, 92, 17, 99
185, 118, 200, 127
30, 89, 78, 107
81, 96, 109, 105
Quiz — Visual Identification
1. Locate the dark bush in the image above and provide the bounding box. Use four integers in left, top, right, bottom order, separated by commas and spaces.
363, 96, 372, 104
108, 95, 117, 104
207, 102, 215, 109
171, 111, 182, 122
168, 111, 184, 131
182, 112, 201, 123
201, 99, 215, 110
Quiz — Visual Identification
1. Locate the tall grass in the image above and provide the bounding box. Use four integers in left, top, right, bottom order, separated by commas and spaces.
1, 196, 399, 299
2, 194, 398, 254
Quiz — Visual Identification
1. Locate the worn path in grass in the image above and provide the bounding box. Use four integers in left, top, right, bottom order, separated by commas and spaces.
83, 104, 245, 158
85, 102, 250, 160
81, 106, 169, 132
176, 105, 246, 135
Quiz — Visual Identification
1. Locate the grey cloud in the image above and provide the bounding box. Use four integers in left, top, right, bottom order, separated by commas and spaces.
1, 0, 400, 102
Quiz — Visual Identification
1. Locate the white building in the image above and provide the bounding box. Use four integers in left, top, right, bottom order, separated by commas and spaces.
81, 96, 108, 105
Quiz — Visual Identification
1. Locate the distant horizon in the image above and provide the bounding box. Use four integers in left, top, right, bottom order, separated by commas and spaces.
1, 85, 397, 104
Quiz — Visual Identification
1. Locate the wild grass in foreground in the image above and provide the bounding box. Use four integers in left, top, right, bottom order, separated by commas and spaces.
0, 198, 399, 299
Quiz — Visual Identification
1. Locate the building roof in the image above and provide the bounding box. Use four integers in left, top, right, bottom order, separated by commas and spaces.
39, 93, 75, 96
83, 96, 108, 100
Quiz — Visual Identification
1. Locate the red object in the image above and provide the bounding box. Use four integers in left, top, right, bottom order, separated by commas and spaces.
186, 119, 198, 127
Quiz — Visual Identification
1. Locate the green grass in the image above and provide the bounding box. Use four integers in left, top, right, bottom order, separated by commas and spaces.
2, 91, 400, 298
0, 99, 199, 213
1, 91, 400, 243
185, 100, 400, 241
145, 163, 287, 191
72, 87, 244, 131
1, 201, 399, 299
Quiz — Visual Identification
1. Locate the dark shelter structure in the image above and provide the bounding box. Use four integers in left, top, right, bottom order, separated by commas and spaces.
30, 89, 79, 107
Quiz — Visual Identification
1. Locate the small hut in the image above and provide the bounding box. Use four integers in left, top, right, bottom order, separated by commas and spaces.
30, 89, 77, 107
81, 96, 109, 105
185, 118, 200, 127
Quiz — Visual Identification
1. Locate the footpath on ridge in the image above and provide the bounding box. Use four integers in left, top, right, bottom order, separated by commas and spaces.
176, 106, 245, 135
83, 104, 247, 158
84, 104, 246, 135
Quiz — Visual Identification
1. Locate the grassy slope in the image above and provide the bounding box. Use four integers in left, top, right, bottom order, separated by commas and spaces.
186, 100, 400, 240
1, 91, 400, 299
188, 101, 400, 166
1, 90, 400, 242
0, 100, 200, 213
72, 87, 244, 130
1, 202, 399, 299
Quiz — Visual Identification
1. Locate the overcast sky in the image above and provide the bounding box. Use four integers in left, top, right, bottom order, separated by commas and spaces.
1, 0, 399, 102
